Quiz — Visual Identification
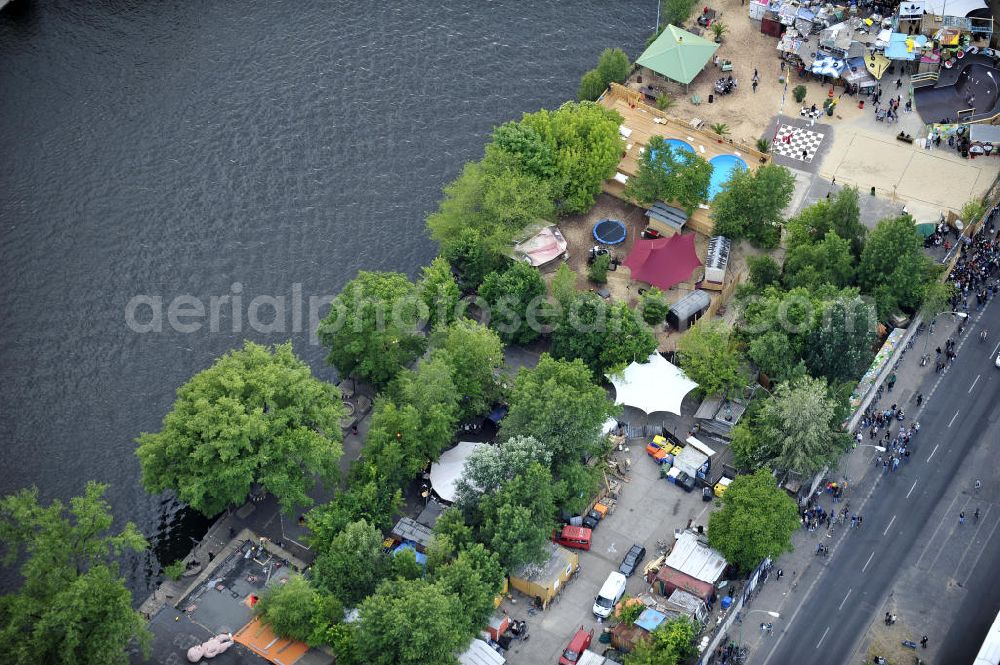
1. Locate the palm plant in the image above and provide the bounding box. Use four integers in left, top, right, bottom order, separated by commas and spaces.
711, 122, 731, 137
656, 94, 676, 112
756, 138, 771, 153
711, 21, 728, 42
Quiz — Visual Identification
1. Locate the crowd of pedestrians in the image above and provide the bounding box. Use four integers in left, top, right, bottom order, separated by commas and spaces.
947, 213, 1000, 314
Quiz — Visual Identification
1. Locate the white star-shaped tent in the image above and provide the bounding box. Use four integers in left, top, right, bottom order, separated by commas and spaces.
606, 353, 699, 416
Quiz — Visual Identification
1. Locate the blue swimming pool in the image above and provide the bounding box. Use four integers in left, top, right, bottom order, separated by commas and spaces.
663, 138, 694, 154
708, 154, 748, 200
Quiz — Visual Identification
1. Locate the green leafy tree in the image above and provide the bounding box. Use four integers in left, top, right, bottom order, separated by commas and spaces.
551, 293, 657, 376
486, 121, 556, 180
390, 547, 424, 581
746, 255, 782, 291
433, 507, 475, 553
136, 341, 344, 516
588, 253, 611, 283
639, 286, 670, 325
480, 463, 557, 569
783, 231, 856, 290
427, 161, 487, 244
747, 330, 804, 384
419, 257, 461, 329
312, 519, 389, 607
441, 227, 507, 288
481, 160, 556, 231
597, 48, 631, 86
455, 435, 552, 508
707, 469, 800, 572
305, 469, 403, 548
663, 0, 698, 25
578, 68, 606, 101
430, 319, 504, 421
432, 544, 505, 635
786, 187, 865, 256
254, 575, 342, 646
549, 262, 579, 306
319, 271, 427, 389
804, 295, 876, 383
675, 320, 746, 397
356, 579, 467, 665
0, 482, 151, 665
960, 198, 987, 226
520, 101, 623, 214
501, 354, 618, 469
922, 281, 955, 319
479, 262, 547, 345
625, 136, 713, 214
552, 460, 602, 516
858, 216, 936, 317
626, 616, 698, 665
756, 375, 849, 475
711, 164, 795, 248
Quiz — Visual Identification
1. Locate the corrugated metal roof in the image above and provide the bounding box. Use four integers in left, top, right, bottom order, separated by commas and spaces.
391, 517, 433, 548
458, 639, 505, 665
668, 289, 711, 321
664, 532, 727, 583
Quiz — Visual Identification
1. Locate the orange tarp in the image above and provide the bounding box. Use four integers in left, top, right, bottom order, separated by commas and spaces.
234, 617, 309, 665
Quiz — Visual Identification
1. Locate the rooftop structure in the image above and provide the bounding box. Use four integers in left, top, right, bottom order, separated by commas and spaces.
664, 531, 727, 584
636, 25, 719, 86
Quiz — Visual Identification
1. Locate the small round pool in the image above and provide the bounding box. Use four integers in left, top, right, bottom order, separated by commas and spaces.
663, 138, 695, 154
708, 154, 748, 200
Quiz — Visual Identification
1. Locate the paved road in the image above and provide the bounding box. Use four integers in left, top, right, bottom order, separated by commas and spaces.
757, 301, 1000, 665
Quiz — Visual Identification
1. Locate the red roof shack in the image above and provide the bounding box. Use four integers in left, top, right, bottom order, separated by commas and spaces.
654, 566, 714, 602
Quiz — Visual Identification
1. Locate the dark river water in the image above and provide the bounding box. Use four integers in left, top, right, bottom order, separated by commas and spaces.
0, 0, 653, 592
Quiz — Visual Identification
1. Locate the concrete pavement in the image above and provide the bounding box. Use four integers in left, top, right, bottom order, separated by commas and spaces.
737, 297, 1000, 665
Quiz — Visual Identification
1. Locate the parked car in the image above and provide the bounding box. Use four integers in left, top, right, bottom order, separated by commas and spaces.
593, 571, 628, 618
619, 543, 647, 577
559, 626, 594, 664
552, 525, 592, 551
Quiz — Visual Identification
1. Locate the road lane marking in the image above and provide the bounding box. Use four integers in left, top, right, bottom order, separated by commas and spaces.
862, 551, 875, 572
968, 374, 981, 393
991, 340, 1000, 357
883, 515, 896, 535
962, 515, 1000, 586
915, 493, 963, 569
948, 410, 960, 427
816, 626, 830, 649
838, 588, 853, 611
906, 481, 918, 498
927, 444, 939, 462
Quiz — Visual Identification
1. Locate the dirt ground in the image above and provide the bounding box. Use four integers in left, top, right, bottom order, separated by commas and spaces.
630, 0, 837, 146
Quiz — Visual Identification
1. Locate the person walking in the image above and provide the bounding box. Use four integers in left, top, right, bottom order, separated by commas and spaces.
752, 79, 758, 93
896, 77, 903, 89
960, 511, 966, 525
916, 392, 923, 406
920, 635, 928, 649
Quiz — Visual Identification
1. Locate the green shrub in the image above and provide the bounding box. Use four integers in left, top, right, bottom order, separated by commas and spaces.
640, 287, 670, 324
793, 85, 807, 103
578, 68, 606, 101
588, 254, 611, 283
163, 560, 185, 581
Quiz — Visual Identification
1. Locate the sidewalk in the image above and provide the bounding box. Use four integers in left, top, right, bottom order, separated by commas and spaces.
736, 312, 967, 661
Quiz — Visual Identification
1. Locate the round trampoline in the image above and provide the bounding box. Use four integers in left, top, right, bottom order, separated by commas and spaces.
707, 154, 749, 200
593, 219, 627, 245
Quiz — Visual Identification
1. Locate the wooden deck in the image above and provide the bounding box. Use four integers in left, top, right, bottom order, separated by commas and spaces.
597, 83, 771, 236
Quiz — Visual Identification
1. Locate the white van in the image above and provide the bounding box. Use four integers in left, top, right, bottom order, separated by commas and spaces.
592, 571, 627, 618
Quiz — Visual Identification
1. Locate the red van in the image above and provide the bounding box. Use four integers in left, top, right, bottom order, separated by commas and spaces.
552, 525, 592, 551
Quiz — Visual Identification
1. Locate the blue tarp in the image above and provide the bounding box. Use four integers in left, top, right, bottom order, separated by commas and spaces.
811, 55, 847, 77
487, 404, 508, 425
636, 608, 668, 632
885, 33, 927, 60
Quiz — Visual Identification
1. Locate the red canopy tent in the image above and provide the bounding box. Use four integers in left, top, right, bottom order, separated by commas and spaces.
623, 234, 702, 290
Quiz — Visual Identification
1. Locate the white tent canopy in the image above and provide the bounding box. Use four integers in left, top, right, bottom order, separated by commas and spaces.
429, 441, 487, 503
606, 353, 699, 416
923, 0, 987, 15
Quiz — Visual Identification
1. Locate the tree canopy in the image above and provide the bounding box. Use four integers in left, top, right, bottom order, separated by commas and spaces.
550, 293, 658, 376
625, 137, 713, 214
479, 261, 547, 345
707, 469, 800, 572
597, 48, 631, 87
785, 187, 865, 256
675, 320, 746, 397
783, 231, 856, 290
254, 574, 341, 646
749, 375, 849, 475
312, 519, 390, 607
431, 544, 505, 636
136, 341, 344, 515
454, 435, 552, 508
479, 462, 557, 569
419, 257, 461, 329
0, 482, 150, 665
625, 616, 698, 665
578, 68, 606, 101
356, 579, 468, 665
710, 164, 795, 248
430, 319, 505, 422
858, 215, 937, 318
501, 354, 618, 471
803, 295, 876, 383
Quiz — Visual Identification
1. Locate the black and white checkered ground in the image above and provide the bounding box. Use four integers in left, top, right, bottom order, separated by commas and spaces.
771, 124, 825, 163
800, 106, 823, 119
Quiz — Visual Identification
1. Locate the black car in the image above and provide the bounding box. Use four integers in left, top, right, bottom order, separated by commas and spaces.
582, 509, 602, 530
619, 543, 647, 577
